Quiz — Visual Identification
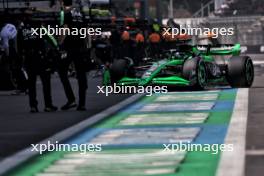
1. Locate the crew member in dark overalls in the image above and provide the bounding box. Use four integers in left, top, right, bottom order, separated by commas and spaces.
109, 26, 121, 60
22, 20, 57, 113
58, 9, 88, 111
120, 30, 135, 59
148, 29, 161, 59
135, 29, 145, 64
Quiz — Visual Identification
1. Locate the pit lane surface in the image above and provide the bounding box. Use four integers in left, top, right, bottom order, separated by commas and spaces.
246, 54, 264, 176
4, 87, 240, 176
0, 74, 131, 161
0, 54, 263, 175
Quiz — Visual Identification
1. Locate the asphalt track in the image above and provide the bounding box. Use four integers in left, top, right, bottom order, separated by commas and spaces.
246, 54, 264, 176
0, 73, 131, 160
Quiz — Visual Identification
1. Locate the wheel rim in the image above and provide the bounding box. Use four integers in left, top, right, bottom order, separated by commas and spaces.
246, 60, 254, 85
198, 62, 206, 87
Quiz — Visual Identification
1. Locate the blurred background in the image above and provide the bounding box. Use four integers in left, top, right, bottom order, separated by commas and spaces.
1, 0, 264, 47
0, 1, 264, 176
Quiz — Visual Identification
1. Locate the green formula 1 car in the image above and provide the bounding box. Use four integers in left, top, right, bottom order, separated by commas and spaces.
103, 44, 254, 89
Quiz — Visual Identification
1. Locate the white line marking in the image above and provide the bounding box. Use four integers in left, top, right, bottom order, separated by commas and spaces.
139, 102, 215, 112
155, 94, 218, 101
118, 113, 209, 126
246, 149, 264, 156
90, 127, 200, 145
253, 60, 264, 65
216, 88, 249, 176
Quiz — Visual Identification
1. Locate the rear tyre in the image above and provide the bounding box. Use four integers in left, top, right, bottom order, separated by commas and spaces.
182, 57, 207, 90
227, 56, 254, 88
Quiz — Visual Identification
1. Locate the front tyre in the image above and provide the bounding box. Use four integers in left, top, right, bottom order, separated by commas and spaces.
182, 57, 207, 90
108, 58, 134, 84
110, 59, 128, 83
227, 56, 254, 88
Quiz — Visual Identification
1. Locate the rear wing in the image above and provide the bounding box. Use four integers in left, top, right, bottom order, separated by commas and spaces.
195, 44, 241, 56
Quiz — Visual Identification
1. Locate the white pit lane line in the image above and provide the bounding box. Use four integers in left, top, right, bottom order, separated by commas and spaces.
154, 93, 218, 101
216, 88, 249, 176
253, 60, 264, 66
139, 102, 215, 112
246, 149, 264, 156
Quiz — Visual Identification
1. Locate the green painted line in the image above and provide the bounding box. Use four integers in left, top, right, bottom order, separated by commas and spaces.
6, 151, 66, 176
175, 151, 220, 176
218, 91, 237, 101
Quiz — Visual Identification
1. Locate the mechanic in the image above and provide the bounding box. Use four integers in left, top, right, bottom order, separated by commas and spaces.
0, 18, 18, 91
93, 36, 112, 64
148, 29, 161, 59
121, 30, 135, 60
109, 25, 121, 60
0, 22, 17, 57
57, 8, 88, 111
135, 29, 145, 64
1, 17, 29, 94
11, 20, 29, 95
21, 18, 57, 113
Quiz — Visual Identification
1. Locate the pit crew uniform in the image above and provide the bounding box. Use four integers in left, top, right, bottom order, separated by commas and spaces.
148, 32, 161, 58
0, 23, 17, 57
135, 32, 145, 64
58, 11, 88, 111
22, 22, 57, 113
